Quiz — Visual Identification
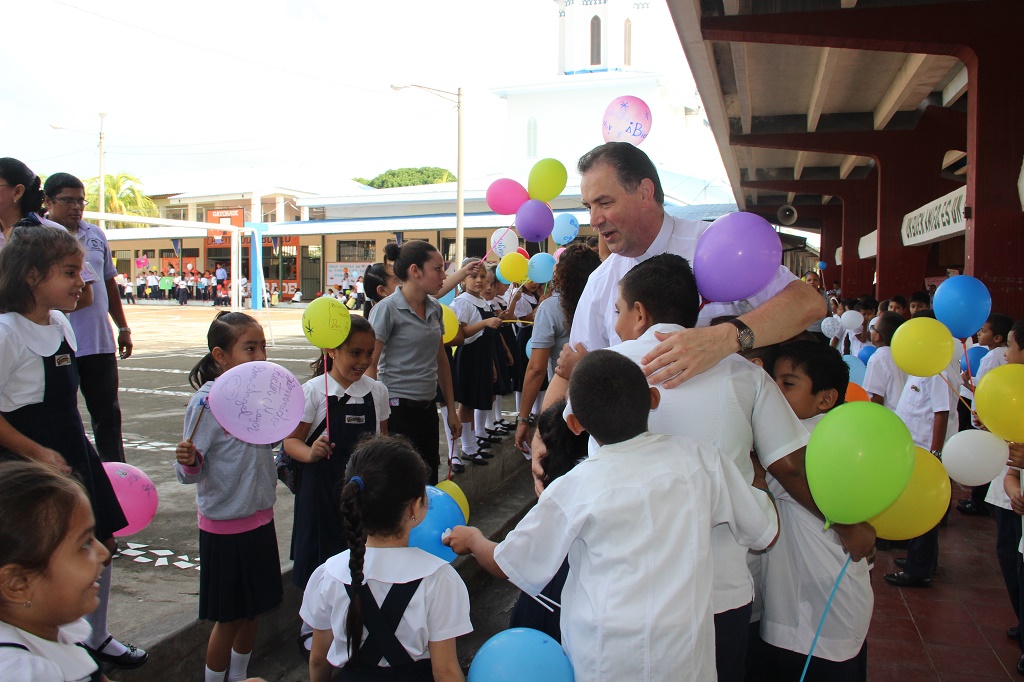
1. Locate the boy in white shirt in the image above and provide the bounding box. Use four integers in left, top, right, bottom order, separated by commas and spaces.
885, 310, 962, 588
861, 311, 908, 410
445, 350, 780, 681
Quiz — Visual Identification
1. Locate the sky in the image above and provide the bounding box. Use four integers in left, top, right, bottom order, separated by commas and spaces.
4, 0, 693, 194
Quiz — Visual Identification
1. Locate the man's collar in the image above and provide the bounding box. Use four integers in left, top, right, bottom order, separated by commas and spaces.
638, 211, 673, 262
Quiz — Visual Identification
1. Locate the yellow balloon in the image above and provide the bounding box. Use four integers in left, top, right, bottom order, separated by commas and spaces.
890, 317, 955, 377
436, 479, 469, 523
301, 297, 351, 349
499, 252, 529, 283
975, 364, 1024, 442
869, 447, 950, 541
528, 158, 568, 202
441, 304, 459, 344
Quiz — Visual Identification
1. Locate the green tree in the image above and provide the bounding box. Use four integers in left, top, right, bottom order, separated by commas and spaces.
86, 173, 158, 229
352, 167, 456, 189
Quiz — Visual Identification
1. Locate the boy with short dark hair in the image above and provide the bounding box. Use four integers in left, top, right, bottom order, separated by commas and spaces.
445, 350, 779, 680
861, 311, 908, 410
888, 295, 909, 317
909, 290, 931, 315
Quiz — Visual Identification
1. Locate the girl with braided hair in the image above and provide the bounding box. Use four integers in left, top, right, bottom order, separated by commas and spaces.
300, 434, 472, 681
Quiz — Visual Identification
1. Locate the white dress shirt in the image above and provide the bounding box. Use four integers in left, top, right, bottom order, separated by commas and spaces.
494, 431, 779, 681
861, 347, 908, 411
895, 358, 961, 449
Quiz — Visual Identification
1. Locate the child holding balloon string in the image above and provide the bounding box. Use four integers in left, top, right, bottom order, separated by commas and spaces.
481, 265, 515, 439
301, 434, 471, 682
283, 315, 390, 656
0, 224, 145, 671
174, 311, 281, 682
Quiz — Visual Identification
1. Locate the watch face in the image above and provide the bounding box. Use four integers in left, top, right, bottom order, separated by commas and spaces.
739, 328, 755, 350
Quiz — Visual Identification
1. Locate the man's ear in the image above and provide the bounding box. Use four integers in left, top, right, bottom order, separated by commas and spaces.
649, 386, 661, 411
638, 178, 656, 206
565, 413, 585, 436
817, 388, 839, 413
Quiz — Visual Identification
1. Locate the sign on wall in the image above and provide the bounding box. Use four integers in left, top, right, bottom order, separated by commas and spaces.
901, 186, 966, 247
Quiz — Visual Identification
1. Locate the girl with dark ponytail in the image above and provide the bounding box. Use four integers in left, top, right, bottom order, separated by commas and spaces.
300, 434, 472, 681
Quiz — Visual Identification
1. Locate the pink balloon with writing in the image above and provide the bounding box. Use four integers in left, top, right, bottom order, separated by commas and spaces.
103, 462, 159, 537
207, 361, 305, 445
602, 96, 652, 146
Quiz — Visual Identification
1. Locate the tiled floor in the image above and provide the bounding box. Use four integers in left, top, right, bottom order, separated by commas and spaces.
869, 491, 1022, 680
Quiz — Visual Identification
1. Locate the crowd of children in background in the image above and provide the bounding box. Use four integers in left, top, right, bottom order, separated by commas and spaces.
4, 220, 1024, 681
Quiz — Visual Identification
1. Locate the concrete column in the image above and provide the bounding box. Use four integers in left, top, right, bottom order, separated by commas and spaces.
300, 206, 310, 221
276, 196, 286, 222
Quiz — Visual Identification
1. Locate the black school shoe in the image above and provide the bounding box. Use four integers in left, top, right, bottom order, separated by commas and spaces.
477, 435, 501, 445
883, 571, 931, 588
85, 636, 149, 669
470, 454, 490, 465
956, 499, 991, 516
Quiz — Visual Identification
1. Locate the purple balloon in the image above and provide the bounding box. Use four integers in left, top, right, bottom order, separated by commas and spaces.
693, 213, 782, 302
515, 200, 554, 242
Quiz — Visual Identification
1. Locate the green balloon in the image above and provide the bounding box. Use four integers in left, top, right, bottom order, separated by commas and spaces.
527, 158, 568, 203
806, 401, 915, 525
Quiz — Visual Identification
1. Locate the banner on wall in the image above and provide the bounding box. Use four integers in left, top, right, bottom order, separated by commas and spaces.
327, 262, 370, 288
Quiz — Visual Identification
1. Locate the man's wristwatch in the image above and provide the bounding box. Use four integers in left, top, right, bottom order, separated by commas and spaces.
725, 318, 755, 352
118, 327, 131, 334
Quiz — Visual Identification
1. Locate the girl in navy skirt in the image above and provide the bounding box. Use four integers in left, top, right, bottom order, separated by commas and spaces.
450, 265, 503, 470
301, 434, 472, 681
175, 312, 282, 682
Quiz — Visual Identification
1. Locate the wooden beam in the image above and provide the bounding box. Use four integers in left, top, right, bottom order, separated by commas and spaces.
839, 155, 860, 179
787, 192, 796, 204
874, 53, 937, 130
942, 63, 968, 106
793, 151, 806, 180
942, 150, 966, 169
841, 0, 858, 7
808, 48, 840, 131
823, 195, 834, 204
731, 42, 752, 135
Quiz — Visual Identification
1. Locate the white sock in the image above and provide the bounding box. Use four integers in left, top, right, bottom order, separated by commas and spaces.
460, 421, 477, 455
492, 396, 503, 424
86, 565, 128, 655
205, 666, 226, 682
440, 405, 455, 461
474, 409, 490, 434
227, 650, 251, 682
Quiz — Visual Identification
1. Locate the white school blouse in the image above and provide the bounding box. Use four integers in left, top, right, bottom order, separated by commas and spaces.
494, 431, 778, 682
861, 347, 908, 411
0, 312, 77, 412
0, 618, 98, 682
450, 292, 489, 345
759, 414, 873, 662
300, 373, 390, 431
300, 546, 472, 669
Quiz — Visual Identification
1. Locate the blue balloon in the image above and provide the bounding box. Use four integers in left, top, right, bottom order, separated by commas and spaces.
933, 275, 992, 339
858, 345, 877, 365
437, 288, 456, 306
527, 253, 556, 284
495, 268, 510, 285
468, 628, 575, 682
843, 354, 867, 385
817, 260, 827, 270
409, 486, 466, 563
551, 213, 580, 246
525, 338, 533, 360
960, 345, 990, 375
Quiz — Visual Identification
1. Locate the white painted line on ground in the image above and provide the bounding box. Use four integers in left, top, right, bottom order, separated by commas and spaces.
119, 387, 193, 398
119, 367, 189, 374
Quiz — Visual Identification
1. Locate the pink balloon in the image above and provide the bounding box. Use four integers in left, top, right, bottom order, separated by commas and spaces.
515, 200, 555, 242
104, 462, 158, 537
554, 247, 566, 262
207, 361, 305, 445
693, 212, 783, 302
486, 178, 529, 215
602, 96, 652, 146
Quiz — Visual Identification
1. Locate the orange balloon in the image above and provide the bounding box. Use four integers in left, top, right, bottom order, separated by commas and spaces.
846, 382, 869, 402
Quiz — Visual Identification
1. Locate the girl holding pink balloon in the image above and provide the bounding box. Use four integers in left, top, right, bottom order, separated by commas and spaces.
0, 224, 148, 670
174, 312, 282, 682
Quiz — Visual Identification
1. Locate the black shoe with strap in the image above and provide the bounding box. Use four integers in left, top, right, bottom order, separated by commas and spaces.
84, 635, 149, 669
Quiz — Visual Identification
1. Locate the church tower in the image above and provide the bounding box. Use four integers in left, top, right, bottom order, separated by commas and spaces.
556, 0, 655, 75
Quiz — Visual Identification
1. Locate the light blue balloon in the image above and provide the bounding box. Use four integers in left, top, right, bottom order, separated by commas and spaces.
933, 275, 992, 339
468, 628, 575, 682
525, 338, 533, 360
843, 354, 867, 385
551, 213, 580, 246
409, 486, 466, 563
857, 345, 877, 365
437, 288, 456, 306
495, 268, 510, 285
960, 345, 990, 375
527, 253, 556, 284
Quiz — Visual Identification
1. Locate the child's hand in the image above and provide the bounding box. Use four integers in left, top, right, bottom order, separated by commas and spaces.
309, 435, 334, 462
1010, 490, 1024, 516
176, 441, 199, 467
1009, 442, 1024, 469
443, 525, 482, 555
484, 317, 503, 329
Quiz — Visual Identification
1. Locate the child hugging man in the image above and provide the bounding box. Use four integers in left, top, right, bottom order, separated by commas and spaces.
754, 341, 872, 681
445, 350, 780, 681
861, 311, 908, 410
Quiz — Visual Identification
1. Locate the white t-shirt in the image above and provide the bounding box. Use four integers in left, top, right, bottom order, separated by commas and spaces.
895, 358, 961, 449
355, 281, 365, 294
300, 373, 390, 431
0, 618, 98, 682
513, 291, 538, 332
569, 212, 798, 351
292, 290, 303, 303
759, 415, 873, 662
450, 292, 488, 345
0, 312, 77, 411
861, 347, 907, 411
493, 431, 778, 681
610, 324, 808, 613
300, 547, 472, 669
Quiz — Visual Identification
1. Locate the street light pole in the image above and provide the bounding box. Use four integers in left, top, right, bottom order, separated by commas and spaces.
98, 112, 107, 230
391, 84, 464, 266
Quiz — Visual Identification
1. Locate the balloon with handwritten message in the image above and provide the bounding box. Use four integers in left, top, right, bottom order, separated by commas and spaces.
302, 296, 351, 349
207, 361, 305, 445
104, 462, 159, 537
602, 95, 652, 146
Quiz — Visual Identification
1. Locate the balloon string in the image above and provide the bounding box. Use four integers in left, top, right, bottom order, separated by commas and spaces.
447, 440, 455, 481
480, 223, 516, 263
501, 320, 534, 325
800, 555, 853, 682
324, 352, 331, 455
186, 398, 207, 444
962, 340, 974, 379
938, 372, 973, 413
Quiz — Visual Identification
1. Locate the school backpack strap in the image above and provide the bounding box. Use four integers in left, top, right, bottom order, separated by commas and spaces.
274, 417, 329, 495
344, 578, 424, 668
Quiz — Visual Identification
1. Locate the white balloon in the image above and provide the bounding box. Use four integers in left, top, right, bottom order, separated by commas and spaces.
821, 316, 843, 339
942, 429, 1009, 486
841, 310, 864, 331
490, 229, 518, 258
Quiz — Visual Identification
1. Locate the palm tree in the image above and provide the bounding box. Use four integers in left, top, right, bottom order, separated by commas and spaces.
86, 173, 158, 229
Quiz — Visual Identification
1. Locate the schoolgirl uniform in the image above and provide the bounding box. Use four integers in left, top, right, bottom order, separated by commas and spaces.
0, 618, 100, 682
0, 312, 126, 542
174, 383, 283, 623
450, 292, 497, 411
300, 547, 472, 681
291, 373, 390, 588
512, 290, 540, 394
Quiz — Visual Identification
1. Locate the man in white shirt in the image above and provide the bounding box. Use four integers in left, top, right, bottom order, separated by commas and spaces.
547, 142, 825, 403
